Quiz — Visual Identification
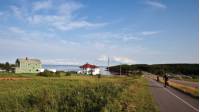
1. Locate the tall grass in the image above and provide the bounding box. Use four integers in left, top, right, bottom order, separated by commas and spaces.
0, 76, 157, 112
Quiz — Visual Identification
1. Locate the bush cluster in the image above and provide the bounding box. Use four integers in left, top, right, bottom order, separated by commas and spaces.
65, 72, 71, 76
37, 70, 60, 77
37, 70, 78, 77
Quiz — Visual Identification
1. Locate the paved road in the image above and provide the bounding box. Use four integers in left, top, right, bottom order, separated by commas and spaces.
148, 78, 199, 112
170, 79, 199, 88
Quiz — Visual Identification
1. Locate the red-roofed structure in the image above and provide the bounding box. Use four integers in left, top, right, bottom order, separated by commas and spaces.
80, 63, 97, 68
78, 63, 100, 75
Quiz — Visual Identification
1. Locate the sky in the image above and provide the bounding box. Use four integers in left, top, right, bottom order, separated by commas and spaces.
0, 0, 198, 65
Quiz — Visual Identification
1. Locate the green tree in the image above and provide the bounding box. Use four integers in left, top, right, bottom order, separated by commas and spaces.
5, 62, 10, 72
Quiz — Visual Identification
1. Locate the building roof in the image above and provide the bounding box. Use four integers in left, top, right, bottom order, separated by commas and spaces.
80, 63, 98, 68
16, 58, 41, 64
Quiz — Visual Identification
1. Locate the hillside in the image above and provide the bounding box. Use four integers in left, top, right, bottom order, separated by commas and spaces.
108, 64, 199, 76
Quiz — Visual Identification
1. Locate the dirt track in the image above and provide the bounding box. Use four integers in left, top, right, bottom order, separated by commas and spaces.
0, 77, 31, 80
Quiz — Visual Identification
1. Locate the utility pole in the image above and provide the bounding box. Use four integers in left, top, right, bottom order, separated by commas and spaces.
107, 57, 110, 72
120, 63, 121, 76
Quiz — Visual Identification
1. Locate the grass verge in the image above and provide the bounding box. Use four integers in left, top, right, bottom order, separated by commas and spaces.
0, 75, 157, 112
151, 76, 199, 98
167, 81, 199, 98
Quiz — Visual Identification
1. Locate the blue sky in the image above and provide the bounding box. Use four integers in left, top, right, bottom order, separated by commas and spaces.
0, 0, 198, 65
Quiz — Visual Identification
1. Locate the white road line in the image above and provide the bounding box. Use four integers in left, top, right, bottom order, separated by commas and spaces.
164, 88, 198, 112
151, 79, 199, 112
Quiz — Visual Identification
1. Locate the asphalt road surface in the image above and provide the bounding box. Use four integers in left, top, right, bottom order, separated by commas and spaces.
148, 78, 199, 112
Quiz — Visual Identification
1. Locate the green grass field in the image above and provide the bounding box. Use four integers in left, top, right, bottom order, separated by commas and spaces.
0, 75, 158, 112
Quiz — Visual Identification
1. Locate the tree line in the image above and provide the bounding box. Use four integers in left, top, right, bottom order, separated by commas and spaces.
0, 62, 15, 72
108, 64, 199, 76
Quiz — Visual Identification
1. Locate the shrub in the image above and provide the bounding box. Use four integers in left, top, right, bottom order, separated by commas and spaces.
37, 70, 60, 77
128, 71, 143, 77
55, 71, 66, 76
97, 74, 101, 78
68, 71, 77, 74
65, 72, 71, 76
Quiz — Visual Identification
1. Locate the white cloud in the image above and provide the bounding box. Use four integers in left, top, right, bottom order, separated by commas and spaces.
0, 27, 158, 65
42, 59, 81, 65
97, 55, 135, 65
52, 20, 107, 31
97, 55, 108, 62
113, 56, 135, 64
121, 34, 142, 41
141, 31, 159, 36
145, 0, 167, 9
60, 40, 80, 46
123, 37, 141, 41
5, 26, 58, 42
0, 12, 4, 16
27, 15, 65, 24
58, 2, 83, 15
32, 0, 52, 11
10, 6, 24, 19
85, 32, 142, 43
88, 30, 159, 43
10, 1, 107, 31
8, 27, 25, 34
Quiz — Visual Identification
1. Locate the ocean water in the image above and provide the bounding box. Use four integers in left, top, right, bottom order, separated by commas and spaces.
43, 65, 111, 75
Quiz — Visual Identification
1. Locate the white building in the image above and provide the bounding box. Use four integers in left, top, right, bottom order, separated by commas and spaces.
48, 69, 56, 73
79, 63, 100, 75
38, 68, 56, 73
